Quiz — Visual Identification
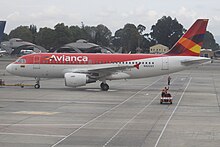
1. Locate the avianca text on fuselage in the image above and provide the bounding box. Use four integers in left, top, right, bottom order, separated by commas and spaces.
49, 55, 88, 62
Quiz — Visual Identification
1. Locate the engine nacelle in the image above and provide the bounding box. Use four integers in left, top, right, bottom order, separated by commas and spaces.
64, 73, 96, 87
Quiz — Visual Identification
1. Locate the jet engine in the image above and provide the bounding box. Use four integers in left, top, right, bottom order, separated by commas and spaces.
64, 73, 96, 87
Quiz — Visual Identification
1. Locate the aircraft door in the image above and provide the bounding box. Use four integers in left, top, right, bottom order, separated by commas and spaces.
162, 57, 169, 70
33, 55, 40, 69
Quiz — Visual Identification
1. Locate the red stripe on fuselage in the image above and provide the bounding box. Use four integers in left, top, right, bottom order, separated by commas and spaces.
15, 53, 164, 65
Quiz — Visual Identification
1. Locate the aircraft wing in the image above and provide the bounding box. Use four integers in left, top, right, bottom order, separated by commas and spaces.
63, 63, 140, 78
89, 64, 139, 72
181, 58, 211, 66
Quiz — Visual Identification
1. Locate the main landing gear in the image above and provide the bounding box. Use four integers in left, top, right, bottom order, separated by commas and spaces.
34, 78, 40, 89
100, 82, 109, 91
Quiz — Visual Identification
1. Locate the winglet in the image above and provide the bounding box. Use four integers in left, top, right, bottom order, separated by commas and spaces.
165, 19, 208, 56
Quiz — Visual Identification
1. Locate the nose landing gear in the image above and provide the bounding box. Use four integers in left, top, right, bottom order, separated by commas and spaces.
34, 78, 40, 89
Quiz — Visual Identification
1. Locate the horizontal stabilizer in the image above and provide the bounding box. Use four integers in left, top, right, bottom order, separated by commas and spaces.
181, 58, 210, 66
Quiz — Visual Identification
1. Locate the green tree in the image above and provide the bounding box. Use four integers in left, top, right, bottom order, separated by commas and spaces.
69, 25, 84, 42
95, 24, 112, 46
150, 16, 185, 48
29, 24, 37, 43
137, 24, 153, 52
54, 23, 71, 48
113, 24, 139, 53
112, 23, 153, 53
137, 24, 146, 35
77, 24, 112, 46
137, 24, 146, 47
9, 26, 33, 42
203, 31, 219, 51
111, 34, 121, 51
35, 27, 56, 50
84, 26, 97, 42
2, 33, 9, 41
140, 35, 154, 53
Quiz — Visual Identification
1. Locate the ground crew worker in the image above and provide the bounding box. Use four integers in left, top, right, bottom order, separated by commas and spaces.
168, 75, 171, 85
161, 87, 169, 97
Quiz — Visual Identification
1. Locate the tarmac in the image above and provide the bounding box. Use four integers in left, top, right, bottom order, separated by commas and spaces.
0, 57, 220, 147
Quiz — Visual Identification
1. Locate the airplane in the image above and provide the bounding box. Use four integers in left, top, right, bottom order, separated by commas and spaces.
6, 19, 210, 91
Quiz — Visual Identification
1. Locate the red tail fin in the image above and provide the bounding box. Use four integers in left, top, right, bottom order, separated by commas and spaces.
166, 19, 208, 56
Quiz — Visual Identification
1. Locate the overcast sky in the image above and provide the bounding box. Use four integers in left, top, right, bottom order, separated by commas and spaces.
1, 0, 220, 38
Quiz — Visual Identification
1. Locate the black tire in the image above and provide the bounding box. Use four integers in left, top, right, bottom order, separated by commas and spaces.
34, 84, 40, 89
101, 83, 109, 91
100, 82, 104, 88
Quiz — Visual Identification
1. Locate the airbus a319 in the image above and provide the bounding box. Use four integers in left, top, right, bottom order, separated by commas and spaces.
6, 19, 210, 91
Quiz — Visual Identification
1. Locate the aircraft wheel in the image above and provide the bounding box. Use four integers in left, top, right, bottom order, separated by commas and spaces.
34, 84, 40, 89
100, 82, 104, 88
100, 83, 109, 91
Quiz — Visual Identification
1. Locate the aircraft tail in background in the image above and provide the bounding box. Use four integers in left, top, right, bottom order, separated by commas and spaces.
0, 21, 6, 43
166, 19, 208, 56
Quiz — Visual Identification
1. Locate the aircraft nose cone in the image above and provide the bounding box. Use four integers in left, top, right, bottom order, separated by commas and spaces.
6, 64, 13, 73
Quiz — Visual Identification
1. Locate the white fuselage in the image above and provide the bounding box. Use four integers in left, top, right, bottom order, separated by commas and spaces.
6, 56, 208, 80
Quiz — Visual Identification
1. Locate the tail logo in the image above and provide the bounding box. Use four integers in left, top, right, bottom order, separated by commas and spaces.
166, 19, 208, 56
178, 37, 201, 54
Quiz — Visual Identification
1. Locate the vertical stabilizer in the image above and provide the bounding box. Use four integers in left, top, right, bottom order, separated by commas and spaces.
166, 19, 208, 56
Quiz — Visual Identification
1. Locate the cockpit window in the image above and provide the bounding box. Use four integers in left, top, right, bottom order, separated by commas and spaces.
15, 58, 26, 63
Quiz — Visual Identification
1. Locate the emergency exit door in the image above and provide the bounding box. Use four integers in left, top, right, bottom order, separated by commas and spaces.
33, 55, 40, 69
162, 57, 169, 70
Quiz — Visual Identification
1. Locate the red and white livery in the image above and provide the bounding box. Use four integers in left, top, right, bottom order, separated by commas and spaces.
6, 19, 210, 91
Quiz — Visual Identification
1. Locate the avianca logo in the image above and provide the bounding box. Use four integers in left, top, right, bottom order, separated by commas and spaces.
49, 55, 88, 62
